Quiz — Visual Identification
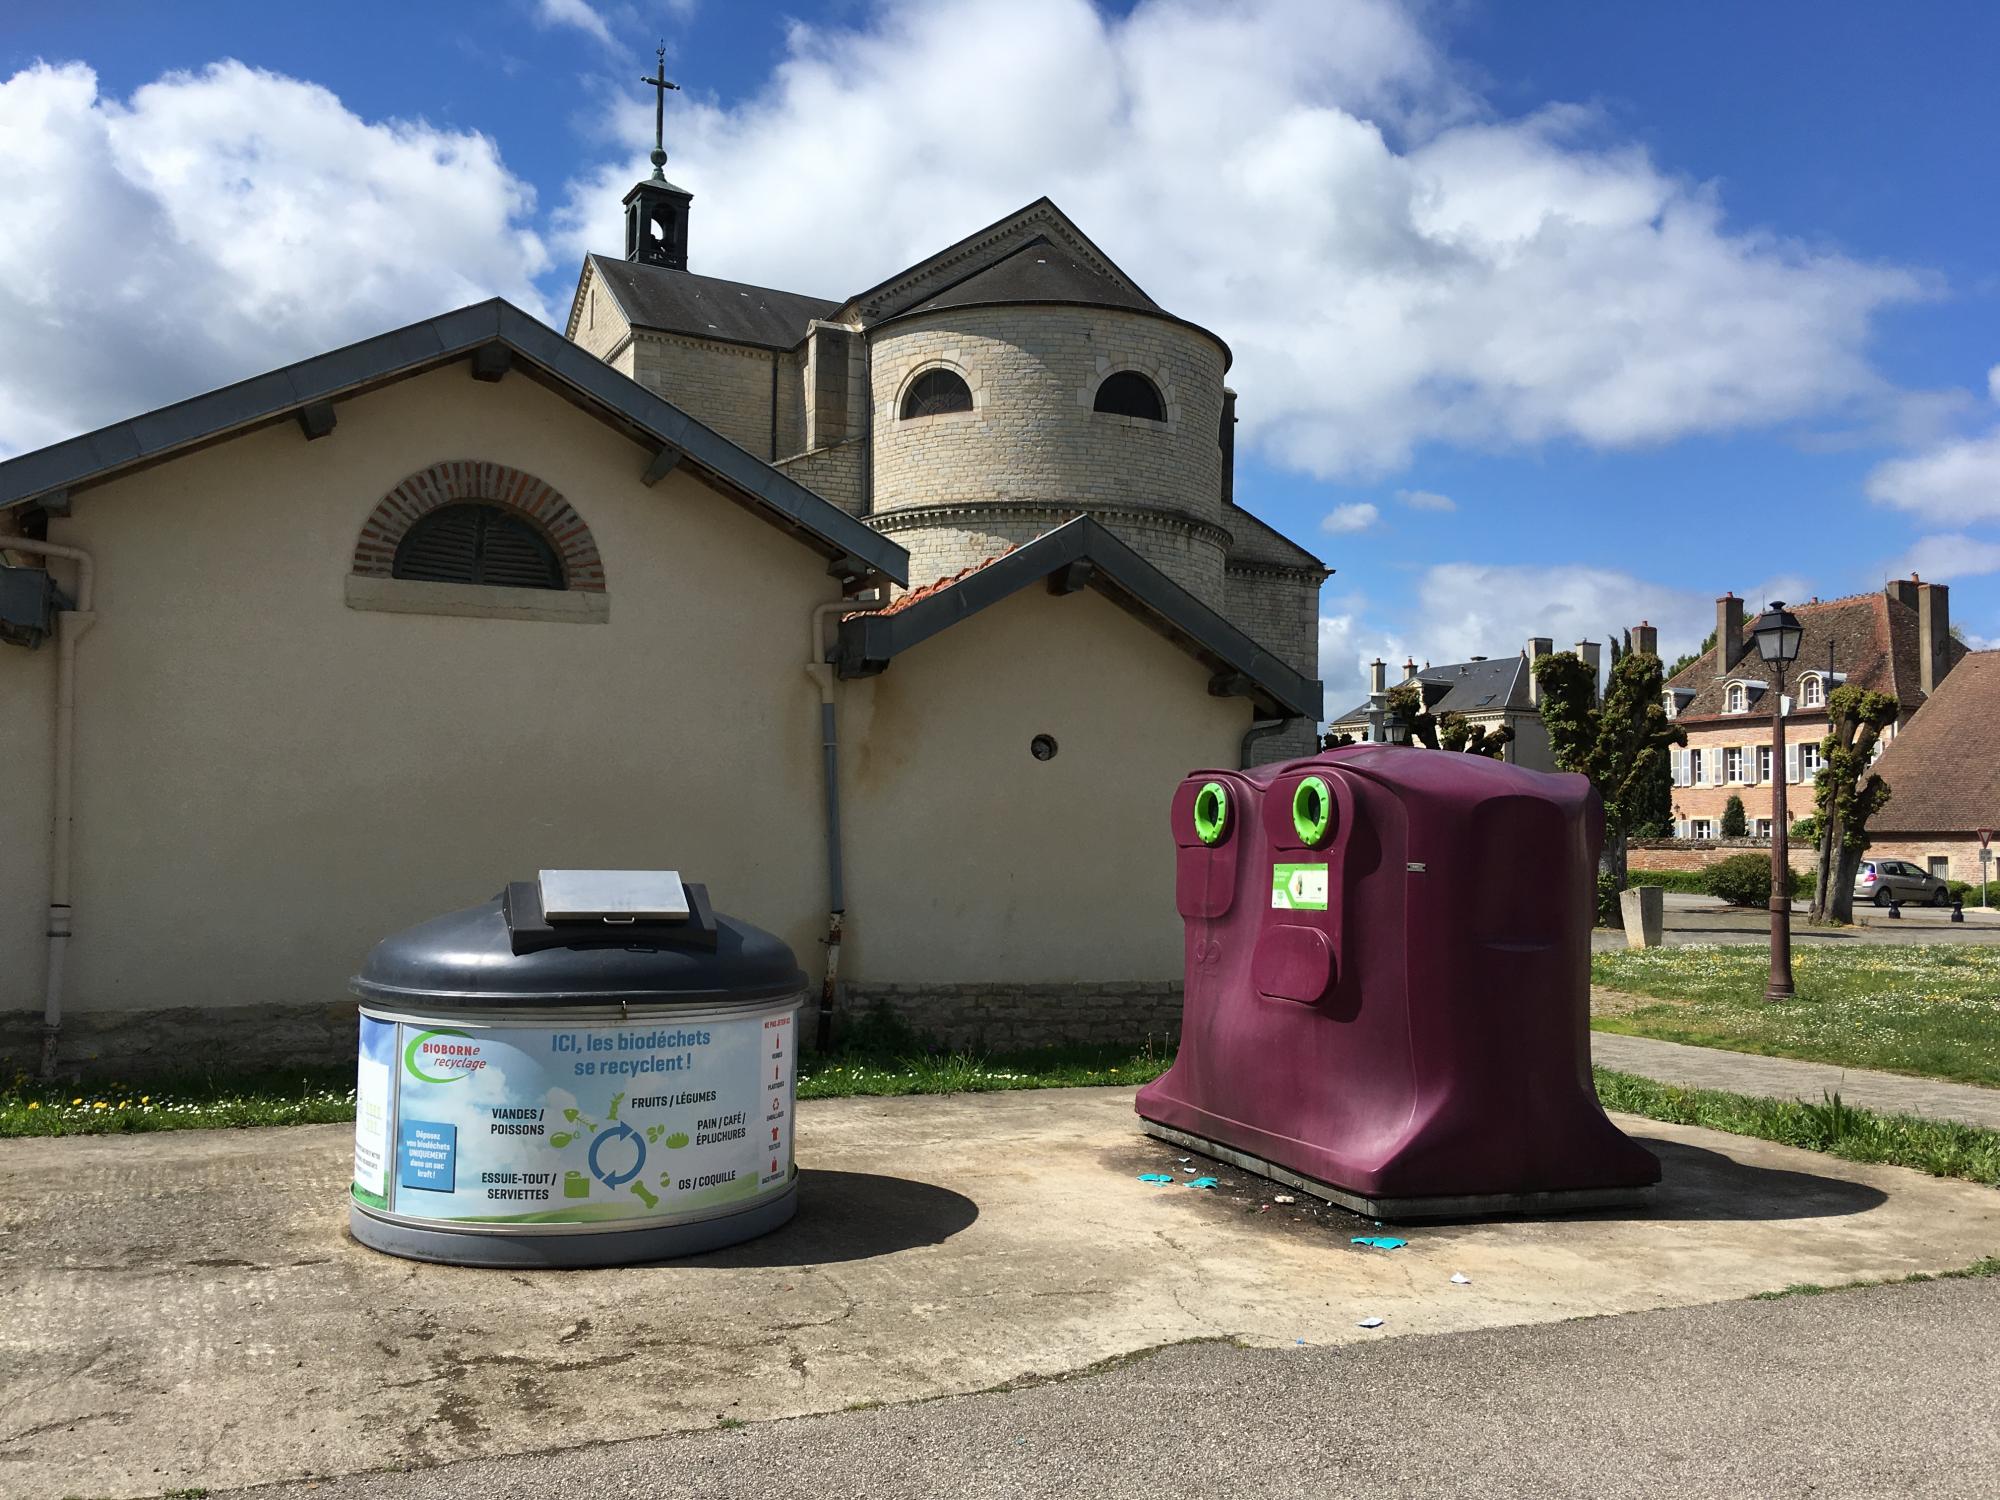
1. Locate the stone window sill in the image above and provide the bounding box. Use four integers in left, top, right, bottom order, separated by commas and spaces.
345, 574, 609, 624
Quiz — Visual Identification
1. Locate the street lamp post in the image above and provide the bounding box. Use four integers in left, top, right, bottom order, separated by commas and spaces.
1752, 602, 1803, 1002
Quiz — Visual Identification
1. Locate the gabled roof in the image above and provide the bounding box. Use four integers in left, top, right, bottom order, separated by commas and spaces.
1869, 650, 2000, 833
902, 235, 1159, 318
575, 255, 841, 351
0, 299, 907, 587
1663, 590, 1961, 721
832, 516, 1321, 721
1329, 655, 1533, 727
838, 197, 1158, 325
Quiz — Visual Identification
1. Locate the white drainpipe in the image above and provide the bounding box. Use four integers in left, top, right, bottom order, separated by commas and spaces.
4, 538, 97, 1079
806, 590, 884, 1051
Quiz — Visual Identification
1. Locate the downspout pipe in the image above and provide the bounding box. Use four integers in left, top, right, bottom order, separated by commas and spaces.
1240, 714, 1291, 770
4, 538, 97, 1079
807, 591, 883, 1051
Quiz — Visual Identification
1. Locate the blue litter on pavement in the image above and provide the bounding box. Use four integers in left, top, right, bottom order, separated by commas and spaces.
1137, 1173, 1176, 1184
1351, 1235, 1408, 1250
1185, 1176, 1219, 1189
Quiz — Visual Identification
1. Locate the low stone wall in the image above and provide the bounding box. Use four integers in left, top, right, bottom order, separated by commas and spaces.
837, 982, 1183, 1052
2, 1002, 356, 1084
1628, 839, 1816, 873
6, 982, 1189, 1082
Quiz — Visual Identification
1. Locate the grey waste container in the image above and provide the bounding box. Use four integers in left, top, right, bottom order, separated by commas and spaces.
348, 870, 807, 1267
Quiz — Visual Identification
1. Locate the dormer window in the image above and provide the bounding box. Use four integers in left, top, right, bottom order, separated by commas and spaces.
1727, 683, 1747, 713
1799, 673, 1825, 709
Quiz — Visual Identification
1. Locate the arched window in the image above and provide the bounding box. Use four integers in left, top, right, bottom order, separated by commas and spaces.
1093, 371, 1165, 422
1800, 674, 1824, 708
393, 503, 565, 590
1726, 683, 1746, 713
901, 368, 973, 419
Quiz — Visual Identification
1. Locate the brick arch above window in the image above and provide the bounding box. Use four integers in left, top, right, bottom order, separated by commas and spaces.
351, 461, 605, 592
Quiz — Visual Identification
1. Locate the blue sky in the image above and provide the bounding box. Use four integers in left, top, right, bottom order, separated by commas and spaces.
4, 0, 1997, 710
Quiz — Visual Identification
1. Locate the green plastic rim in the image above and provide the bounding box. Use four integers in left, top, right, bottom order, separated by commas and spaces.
1292, 775, 1333, 846
1193, 781, 1229, 846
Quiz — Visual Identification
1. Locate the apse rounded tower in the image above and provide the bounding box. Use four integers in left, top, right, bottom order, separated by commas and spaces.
859, 237, 1234, 608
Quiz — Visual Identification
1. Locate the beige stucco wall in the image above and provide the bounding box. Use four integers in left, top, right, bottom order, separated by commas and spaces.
865, 305, 1232, 604
0, 610, 54, 1024
840, 586, 1253, 984
1, 364, 844, 1024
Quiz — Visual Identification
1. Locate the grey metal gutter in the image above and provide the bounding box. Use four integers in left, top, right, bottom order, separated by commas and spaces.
833, 515, 1321, 720
0, 299, 909, 588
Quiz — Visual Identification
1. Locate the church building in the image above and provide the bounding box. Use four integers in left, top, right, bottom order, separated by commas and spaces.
0, 135, 1326, 1078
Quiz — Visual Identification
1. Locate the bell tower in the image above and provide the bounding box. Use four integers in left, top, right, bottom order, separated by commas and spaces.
626, 46, 692, 271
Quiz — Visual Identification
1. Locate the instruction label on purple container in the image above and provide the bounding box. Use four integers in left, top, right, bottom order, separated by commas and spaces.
1271, 863, 1328, 911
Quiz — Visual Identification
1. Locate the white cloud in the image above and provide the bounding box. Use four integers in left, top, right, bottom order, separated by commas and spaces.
1989, 364, 2000, 404
0, 61, 551, 458
1885, 533, 2000, 583
553, 0, 1928, 477
536, 0, 616, 46
1865, 427, 2000, 523
1395, 488, 1456, 511
1322, 501, 1380, 533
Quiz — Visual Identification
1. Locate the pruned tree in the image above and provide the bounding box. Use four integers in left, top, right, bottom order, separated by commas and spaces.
1533, 646, 1686, 886
1721, 794, 1748, 838
1321, 730, 1358, 750
1808, 685, 1898, 924
1385, 681, 1513, 758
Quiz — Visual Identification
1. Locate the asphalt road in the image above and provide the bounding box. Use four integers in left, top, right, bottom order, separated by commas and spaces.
239, 1276, 2000, 1500
1591, 891, 2000, 950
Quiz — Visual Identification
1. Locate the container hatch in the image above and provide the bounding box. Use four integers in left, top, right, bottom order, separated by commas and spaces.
537, 869, 689, 921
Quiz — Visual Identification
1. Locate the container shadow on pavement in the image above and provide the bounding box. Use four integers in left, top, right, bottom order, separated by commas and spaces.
1593, 1136, 1887, 1223
682, 1169, 979, 1267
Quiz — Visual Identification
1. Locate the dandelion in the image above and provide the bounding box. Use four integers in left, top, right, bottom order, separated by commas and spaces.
26, 1101, 39, 1110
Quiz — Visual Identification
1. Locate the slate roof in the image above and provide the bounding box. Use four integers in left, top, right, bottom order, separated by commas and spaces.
833, 516, 1321, 720
1868, 650, 2000, 833
1662, 591, 1962, 722
0, 299, 907, 587
902, 236, 1160, 318
585, 255, 842, 350
1329, 654, 1532, 727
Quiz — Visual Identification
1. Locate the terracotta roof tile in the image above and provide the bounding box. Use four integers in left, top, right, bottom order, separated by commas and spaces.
1869, 650, 2000, 833
846, 544, 1025, 620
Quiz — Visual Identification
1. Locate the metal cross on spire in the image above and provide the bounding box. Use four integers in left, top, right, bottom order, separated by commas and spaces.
640, 43, 680, 181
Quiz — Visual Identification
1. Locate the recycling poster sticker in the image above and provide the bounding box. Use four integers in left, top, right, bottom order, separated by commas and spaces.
353, 1009, 795, 1225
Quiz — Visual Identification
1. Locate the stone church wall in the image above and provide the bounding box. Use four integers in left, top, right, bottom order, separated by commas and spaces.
866, 305, 1231, 605
776, 441, 865, 516
629, 331, 786, 459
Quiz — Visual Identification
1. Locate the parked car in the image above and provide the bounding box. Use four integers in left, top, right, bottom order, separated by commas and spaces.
1854, 858, 1951, 907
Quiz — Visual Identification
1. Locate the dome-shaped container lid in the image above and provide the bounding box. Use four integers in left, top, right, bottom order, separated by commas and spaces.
350, 873, 807, 1008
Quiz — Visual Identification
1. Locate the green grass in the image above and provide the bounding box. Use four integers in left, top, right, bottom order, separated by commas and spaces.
0, 1039, 1171, 1138
1749, 1257, 2000, 1301
1593, 944, 2000, 1088
1594, 1067, 2000, 1184
0, 1063, 357, 1137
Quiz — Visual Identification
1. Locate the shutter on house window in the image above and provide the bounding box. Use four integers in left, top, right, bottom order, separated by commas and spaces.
1670, 748, 1684, 787
392, 505, 484, 584
392, 504, 564, 590
1786, 744, 1800, 783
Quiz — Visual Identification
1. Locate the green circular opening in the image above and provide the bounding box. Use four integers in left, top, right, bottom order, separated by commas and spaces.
1292, 775, 1332, 845
1193, 781, 1229, 846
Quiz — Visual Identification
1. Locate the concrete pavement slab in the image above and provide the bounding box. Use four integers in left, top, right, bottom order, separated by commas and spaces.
2, 1087, 1996, 1497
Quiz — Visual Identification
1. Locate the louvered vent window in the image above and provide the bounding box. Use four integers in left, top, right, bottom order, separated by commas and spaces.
1093, 371, 1165, 421
392, 504, 565, 590
900, 369, 973, 419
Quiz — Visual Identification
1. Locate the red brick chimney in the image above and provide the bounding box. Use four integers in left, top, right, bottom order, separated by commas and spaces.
1717, 594, 1744, 673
